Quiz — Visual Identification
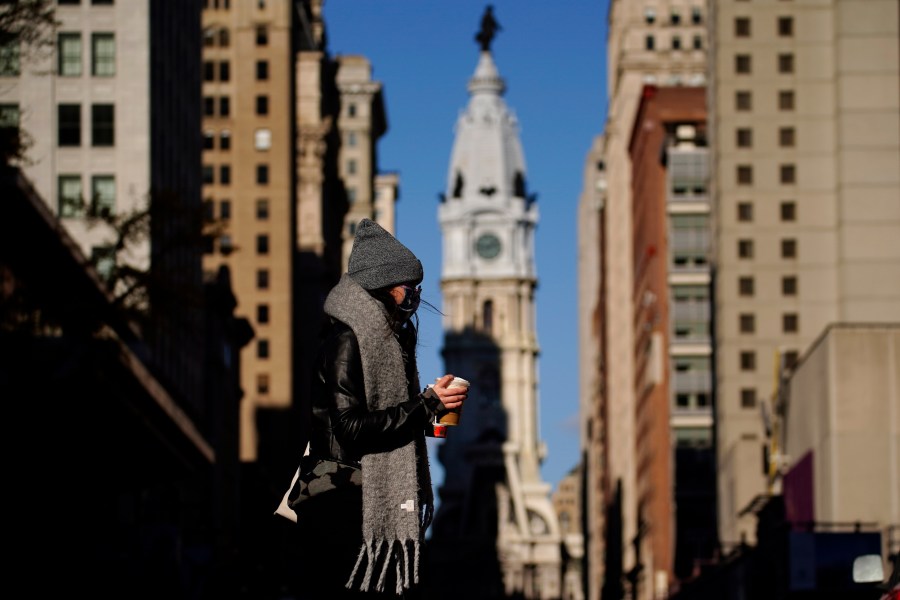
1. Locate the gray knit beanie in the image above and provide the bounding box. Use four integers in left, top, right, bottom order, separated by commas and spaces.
347, 218, 423, 290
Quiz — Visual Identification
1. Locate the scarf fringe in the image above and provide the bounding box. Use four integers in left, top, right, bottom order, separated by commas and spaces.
346, 538, 420, 593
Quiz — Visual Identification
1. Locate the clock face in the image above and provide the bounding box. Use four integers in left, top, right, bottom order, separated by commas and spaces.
475, 233, 502, 259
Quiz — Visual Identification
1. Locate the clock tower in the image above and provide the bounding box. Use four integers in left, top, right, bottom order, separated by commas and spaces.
427, 8, 562, 599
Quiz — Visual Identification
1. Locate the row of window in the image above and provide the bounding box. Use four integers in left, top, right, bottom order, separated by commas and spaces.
58, 103, 115, 146
57, 32, 115, 77
735, 126, 795, 148
202, 163, 270, 185
735, 163, 796, 185
735, 89, 794, 111
57, 174, 115, 218
734, 16, 794, 38
737, 200, 796, 223
645, 34, 703, 51
737, 237, 797, 259
738, 312, 799, 334
58, 0, 114, 5
644, 6, 704, 25
737, 275, 798, 297
739, 348, 799, 372
204, 128, 271, 152
203, 24, 269, 48
735, 53, 795, 75
203, 60, 269, 82
203, 95, 270, 117
203, 198, 270, 222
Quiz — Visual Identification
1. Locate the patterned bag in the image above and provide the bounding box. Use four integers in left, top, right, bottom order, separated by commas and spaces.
286, 456, 362, 516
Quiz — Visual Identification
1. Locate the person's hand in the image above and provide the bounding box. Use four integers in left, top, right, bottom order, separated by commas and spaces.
432, 374, 468, 411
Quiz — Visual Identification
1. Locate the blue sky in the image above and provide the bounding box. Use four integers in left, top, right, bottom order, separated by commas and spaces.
324, 0, 610, 491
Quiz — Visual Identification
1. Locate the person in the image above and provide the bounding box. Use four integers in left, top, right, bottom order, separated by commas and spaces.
295, 218, 468, 598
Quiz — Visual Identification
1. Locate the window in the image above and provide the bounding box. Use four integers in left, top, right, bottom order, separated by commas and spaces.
256, 25, 268, 46
219, 234, 233, 254
256, 373, 270, 394
256, 95, 268, 115
780, 201, 796, 222
203, 130, 214, 150
256, 199, 269, 220
58, 175, 83, 217
780, 164, 796, 184
204, 97, 215, 116
645, 35, 655, 51
91, 0, 114, 4
783, 351, 799, 370
0, 41, 20, 76
58, 104, 81, 146
737, 202, 753, 222
736, 90, 752, 111
778, 53, 794, 74
779, 90, 795, 111
218, 28, 229, 47
257, 339, 269, 359
739, 276, 754, 296
670, 10, 681, 25
219, 96, 230, 116
483, 299, 493, 334
781, 238, 797, 258
347, 187, 357, 203
779, 127, 795, 147
256, 268, 269, 289
202, 165, 214, 184
203, 28, 216, 47
219, 199, 231, 219
91, 245, 116, 281
347, 131, 357, 147
347, 159, 357, 175
257, 304, 269, 324
91, 175, 115, 217
739, 313, 755, 334
347, 103, 357, 117
255, 128, 271, 150
218, 61, 229, 82
778, 16, 793, 36
203, 61, 214, 81
738, 239, 754, 259
256, 60, 268, 80
735, 17, 751, 37
736, 128, 753, 148
220, 130, 231, 150
0, 104, 19, 142
644, 8, 655, 24
691, 7, 702, 24
203, 199, 214, 222
783, 313, 798, 333
693, 35, 703, 50
219, 165, 231, 185
91, 33, 115, 76
256, 164, 269, 184
256, 234, 269, 255
671, 35, 682, 50
735, 54, 751, 74
737, 165, 753, 185
740, 388, 757, 409
58, 33, 82, 76
740, 351, 756, 371
782, 276, 797, 296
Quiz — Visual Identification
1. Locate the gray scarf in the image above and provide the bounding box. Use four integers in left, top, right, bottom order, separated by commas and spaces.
323, 274, 433, 594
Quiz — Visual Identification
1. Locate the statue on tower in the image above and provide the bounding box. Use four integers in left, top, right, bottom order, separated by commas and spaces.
475, 5, 501, 52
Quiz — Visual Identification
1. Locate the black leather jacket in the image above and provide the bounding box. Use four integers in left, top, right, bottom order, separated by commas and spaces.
309, 320, 443, 466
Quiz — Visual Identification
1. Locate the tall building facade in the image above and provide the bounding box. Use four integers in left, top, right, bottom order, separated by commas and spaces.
709, 0, 900, 546
578, 2, 708, 599
428, 21, 562, 599
0, 0, 206, 416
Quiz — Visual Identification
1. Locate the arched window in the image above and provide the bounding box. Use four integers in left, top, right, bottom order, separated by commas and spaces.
483, 299, 493, 334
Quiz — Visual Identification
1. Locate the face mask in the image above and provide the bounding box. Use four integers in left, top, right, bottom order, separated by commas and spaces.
398, 285, 421, 314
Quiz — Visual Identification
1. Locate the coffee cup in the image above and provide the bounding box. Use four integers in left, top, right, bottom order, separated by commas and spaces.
436, 376, 469, 426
